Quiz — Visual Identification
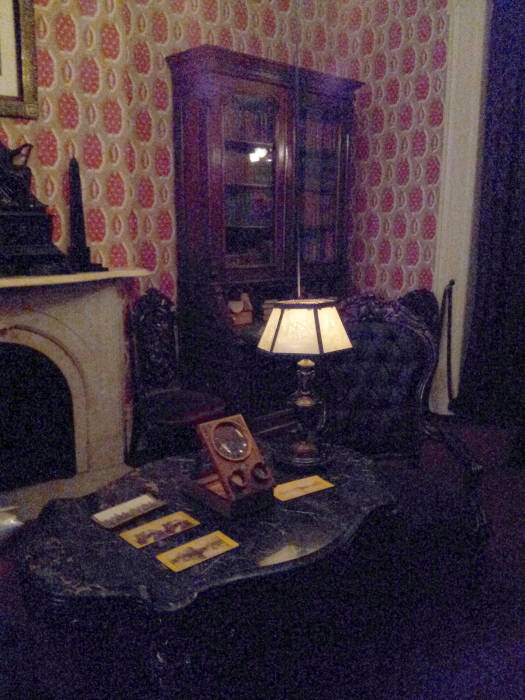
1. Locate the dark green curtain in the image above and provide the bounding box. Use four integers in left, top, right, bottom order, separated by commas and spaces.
451, 0, 525, 426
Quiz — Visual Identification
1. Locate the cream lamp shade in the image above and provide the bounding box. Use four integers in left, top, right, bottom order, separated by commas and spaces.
257, 298, 352, 356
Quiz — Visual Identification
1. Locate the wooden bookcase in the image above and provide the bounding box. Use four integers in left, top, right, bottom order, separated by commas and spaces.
167, 45, 362, 419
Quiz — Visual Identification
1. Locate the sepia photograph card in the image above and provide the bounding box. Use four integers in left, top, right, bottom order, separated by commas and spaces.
91, 493, 166, 529
156, 531, 239, 572
120, 511, 200, 549
273, 475, 334, 501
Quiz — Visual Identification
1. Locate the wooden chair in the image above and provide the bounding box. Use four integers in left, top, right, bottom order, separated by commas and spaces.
126, 289, 226, 466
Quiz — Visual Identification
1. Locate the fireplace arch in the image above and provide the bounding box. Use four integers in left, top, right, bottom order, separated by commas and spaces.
0, 316, 89, 475
0, 278, 135, 515
0, 342, 76, 490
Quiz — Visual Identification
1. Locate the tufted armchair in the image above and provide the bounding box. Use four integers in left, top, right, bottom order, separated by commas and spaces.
323, 292, 439, 461
320, 291, 490, 577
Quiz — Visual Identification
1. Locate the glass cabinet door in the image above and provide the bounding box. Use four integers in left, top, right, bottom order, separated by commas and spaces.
296, 106, 344, 268
168, 45, 359, 301
221, 92, 285, 276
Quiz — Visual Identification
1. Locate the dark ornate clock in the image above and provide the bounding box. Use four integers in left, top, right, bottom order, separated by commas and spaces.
0, 142, 71, 276
0, 144, 105, 276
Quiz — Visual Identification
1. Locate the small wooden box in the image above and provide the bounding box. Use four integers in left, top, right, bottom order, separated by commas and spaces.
182, 414, 274, 518
182, 472, 274, 518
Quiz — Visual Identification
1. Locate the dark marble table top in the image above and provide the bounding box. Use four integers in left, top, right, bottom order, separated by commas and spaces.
15, 446, 394, 613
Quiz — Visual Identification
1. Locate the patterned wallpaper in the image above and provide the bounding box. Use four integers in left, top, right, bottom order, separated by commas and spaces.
346, 0, 448, 296
0, 0, 448, 301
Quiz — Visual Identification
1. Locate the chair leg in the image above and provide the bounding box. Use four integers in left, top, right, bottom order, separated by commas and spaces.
125, 412, 149, 466
505, 425, 525, 470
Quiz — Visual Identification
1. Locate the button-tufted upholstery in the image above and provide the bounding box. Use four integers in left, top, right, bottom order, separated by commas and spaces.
320, 291, 490, 563
322, 293, 438, 460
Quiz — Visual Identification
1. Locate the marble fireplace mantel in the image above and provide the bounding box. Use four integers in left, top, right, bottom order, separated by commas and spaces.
0, 268, 150, 289
0, 268, 150, 519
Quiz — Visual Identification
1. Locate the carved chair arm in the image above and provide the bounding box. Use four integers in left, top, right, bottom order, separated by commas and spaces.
423, 420, 484, 486
423, 419, 491, 549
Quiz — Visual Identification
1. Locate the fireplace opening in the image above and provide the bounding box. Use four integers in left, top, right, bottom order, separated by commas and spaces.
0, 344, 76, 491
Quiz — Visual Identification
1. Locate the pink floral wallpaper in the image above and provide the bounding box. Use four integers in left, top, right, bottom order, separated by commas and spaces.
0, 0, 448, 300
347, 0, 448, 296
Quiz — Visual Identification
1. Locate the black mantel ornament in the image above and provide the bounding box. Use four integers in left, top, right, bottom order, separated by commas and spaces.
0, 143, 105, 276
67, 156, 107, 273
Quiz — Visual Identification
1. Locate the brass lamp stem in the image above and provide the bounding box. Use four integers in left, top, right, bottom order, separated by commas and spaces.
294, 358, 316, 406
291, 358, 324, 460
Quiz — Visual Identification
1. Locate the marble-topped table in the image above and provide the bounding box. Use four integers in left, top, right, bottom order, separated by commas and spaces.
14, 446, 395, 695
15, 447, 394, 614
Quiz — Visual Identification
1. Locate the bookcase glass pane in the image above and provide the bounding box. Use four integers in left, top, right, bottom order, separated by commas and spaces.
224, 144, 273, 187
223, 94, 277, 142
222, 94, 277, 269
298, 113, 340, 264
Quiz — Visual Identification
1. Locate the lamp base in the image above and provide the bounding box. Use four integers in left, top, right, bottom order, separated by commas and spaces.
270, 439, 336, 471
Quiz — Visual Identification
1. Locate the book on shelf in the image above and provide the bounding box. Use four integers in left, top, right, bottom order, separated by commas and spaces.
301, 230, 321, 263
323, 229, 336, 263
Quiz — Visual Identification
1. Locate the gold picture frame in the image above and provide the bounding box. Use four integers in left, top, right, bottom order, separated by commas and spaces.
0, 0, 38, 119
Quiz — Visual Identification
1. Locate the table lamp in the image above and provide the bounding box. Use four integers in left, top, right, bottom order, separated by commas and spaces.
257, 298, 352, 469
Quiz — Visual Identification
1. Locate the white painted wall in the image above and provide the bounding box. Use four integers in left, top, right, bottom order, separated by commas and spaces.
430, 0, 491, 414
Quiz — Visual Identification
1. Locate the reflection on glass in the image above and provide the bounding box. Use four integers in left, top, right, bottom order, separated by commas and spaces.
213, 422, 250, 460
224, 146, 274, 187
249, 146, 269, 163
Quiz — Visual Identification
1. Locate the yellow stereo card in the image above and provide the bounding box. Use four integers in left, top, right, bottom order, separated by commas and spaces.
156, 531, 239, 572
273, 475, 334, 501
120, 511, 199, 548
